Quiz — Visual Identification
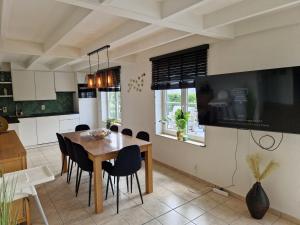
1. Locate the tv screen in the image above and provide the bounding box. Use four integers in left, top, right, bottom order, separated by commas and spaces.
195, 66, 300, 133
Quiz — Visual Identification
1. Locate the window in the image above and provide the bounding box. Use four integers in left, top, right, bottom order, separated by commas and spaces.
101, 92, 121, 122
162, 88, 205, 142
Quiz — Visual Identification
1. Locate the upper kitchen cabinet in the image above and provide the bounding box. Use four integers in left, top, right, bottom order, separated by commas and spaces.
55, 72, 76, 92
12, 70, 56, 101
12, 70, 36, 101
35, 71, 56, 100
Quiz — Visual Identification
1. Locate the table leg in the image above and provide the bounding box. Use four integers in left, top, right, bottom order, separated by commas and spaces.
61, 153, 68, 173
144, 144, 153, 193
93, 157, 103, 213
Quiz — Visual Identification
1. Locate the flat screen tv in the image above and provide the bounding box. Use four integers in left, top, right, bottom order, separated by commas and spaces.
195, 66, 300, 134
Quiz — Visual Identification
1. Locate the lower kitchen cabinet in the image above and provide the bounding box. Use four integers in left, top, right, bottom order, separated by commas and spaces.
36, 116, 59, 144
18, 114, 80, 147
18, 118, 38, 147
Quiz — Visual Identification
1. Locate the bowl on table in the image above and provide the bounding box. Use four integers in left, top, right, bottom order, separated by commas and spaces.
89, 129, 111, 139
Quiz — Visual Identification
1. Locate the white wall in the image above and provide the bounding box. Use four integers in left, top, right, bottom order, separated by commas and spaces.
119, 24, 300, 220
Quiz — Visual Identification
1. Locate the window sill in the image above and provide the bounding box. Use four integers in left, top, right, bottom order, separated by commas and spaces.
156, 133, 206, 147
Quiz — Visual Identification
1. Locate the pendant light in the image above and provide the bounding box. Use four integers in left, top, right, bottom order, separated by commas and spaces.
106, 46, 114, 88
86, 54, 95, 88
95, 51, 102, 88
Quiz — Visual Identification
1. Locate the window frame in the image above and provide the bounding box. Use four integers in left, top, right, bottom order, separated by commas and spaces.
101, 91, 122, 123
161, 89, 205, 143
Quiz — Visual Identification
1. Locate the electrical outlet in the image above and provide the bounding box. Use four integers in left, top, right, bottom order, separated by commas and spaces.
3, 107, 7, 113
41, 105, 46, 111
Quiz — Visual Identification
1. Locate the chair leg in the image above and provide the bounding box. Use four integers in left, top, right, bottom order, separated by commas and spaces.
75, 166, 80, 194
130, 175, 133, 193
68, 160, 74, 184
117, 176, 120, 214
66, 158, 71, 182
126, 176, 129, 192
109, 175, 114, 196
76, 169, 82, 197
105, 174, 110, 200
88, 172, 92, 207
61, 157, 65, 176
135, 172, 143, 204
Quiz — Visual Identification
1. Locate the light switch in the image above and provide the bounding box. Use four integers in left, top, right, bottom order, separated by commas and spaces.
41, 105, 46, 111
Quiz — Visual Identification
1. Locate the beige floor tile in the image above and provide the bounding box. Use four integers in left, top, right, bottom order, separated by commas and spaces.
175, 202, 205, 220
27, 145, 296, 225
142, 198, 172, 217
157, 210, 190, 225
192, 213, 227, 225
120, 205, 153, 225
209, 204, 240, 224
223, 198, 248, 214
273, 218, 298, 225
190, 195, 219, 211
64, 217, 96, 225
144, 219, 163, 225
157, 193, 187, 208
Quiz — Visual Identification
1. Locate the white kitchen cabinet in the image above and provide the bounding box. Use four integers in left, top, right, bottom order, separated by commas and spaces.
36, 116, 59, 144
18, 118, 38, 147
8, 123, 19, 136
55, 72, 76, 92
79, 98, 98, 129
35, 71, 56, 100
59, 114, 80, 133
12, 70, 36, 101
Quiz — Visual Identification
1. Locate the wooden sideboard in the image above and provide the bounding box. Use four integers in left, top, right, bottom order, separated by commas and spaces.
0, 130, 30, 224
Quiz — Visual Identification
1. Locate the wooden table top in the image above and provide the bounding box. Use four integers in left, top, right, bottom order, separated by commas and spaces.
0, 131, 26, 161
63, 131, 151, 156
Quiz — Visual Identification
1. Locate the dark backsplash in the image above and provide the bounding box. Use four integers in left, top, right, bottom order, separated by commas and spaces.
0, 92, 75, 116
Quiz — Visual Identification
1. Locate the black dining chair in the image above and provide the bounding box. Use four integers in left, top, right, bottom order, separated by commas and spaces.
72, 142, 114, 206
121, 128, 132, 136
75, 124, 90, 131
129, 131, 150, 192
103, 145, 143, 213
56, 133, 69, 176
110, 125, 118, 132
64, 137, 77, 184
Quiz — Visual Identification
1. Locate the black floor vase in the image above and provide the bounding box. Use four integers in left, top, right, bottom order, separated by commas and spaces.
246, 182, 270, 219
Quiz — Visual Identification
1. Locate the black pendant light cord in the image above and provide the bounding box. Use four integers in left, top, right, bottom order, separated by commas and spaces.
88, 54, 92, 75
250, 130, 283, 151
106, 47, 110, 68
97, 51, 100, 71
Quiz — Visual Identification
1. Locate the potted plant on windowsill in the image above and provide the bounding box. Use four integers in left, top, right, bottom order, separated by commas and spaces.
175, 109, 190, 141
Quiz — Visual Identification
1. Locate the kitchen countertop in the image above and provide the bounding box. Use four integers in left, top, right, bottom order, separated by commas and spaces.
2, 112, 79, 124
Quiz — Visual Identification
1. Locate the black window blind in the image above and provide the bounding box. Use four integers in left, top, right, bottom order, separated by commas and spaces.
150, 44, 209, 90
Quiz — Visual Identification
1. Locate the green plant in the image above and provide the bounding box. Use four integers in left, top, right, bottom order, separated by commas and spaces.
0, 172, 17, 225
106, 118, 117, 129
246, 153, 279, 182
174, 109, 190, 131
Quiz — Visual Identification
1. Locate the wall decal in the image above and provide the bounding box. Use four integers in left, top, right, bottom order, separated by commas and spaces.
127, 73, 146, 93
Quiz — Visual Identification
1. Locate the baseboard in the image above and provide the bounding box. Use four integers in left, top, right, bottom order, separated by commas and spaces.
25, 142, 58, 150
153, 159, 300, 225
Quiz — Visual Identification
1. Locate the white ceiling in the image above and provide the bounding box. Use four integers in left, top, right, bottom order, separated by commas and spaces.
1, 0, 300, 71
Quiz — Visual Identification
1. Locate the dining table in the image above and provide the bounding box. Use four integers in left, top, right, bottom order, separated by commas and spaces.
62, 130, 153, 214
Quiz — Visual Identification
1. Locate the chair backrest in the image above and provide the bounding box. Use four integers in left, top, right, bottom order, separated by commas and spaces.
56, 133, 68, 155
121, 128, 132, 136
136, 131, 150, 142
64, 137, 76, 161
110, 125, 118, 132
112, 145, 141, 176
72, 142, 93, 172
75, 124, 90, 132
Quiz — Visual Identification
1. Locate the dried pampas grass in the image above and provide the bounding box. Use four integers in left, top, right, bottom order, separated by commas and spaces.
246, 153, 279, 182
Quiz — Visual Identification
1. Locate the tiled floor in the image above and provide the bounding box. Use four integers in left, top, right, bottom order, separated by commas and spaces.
27, 144, 297, 225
